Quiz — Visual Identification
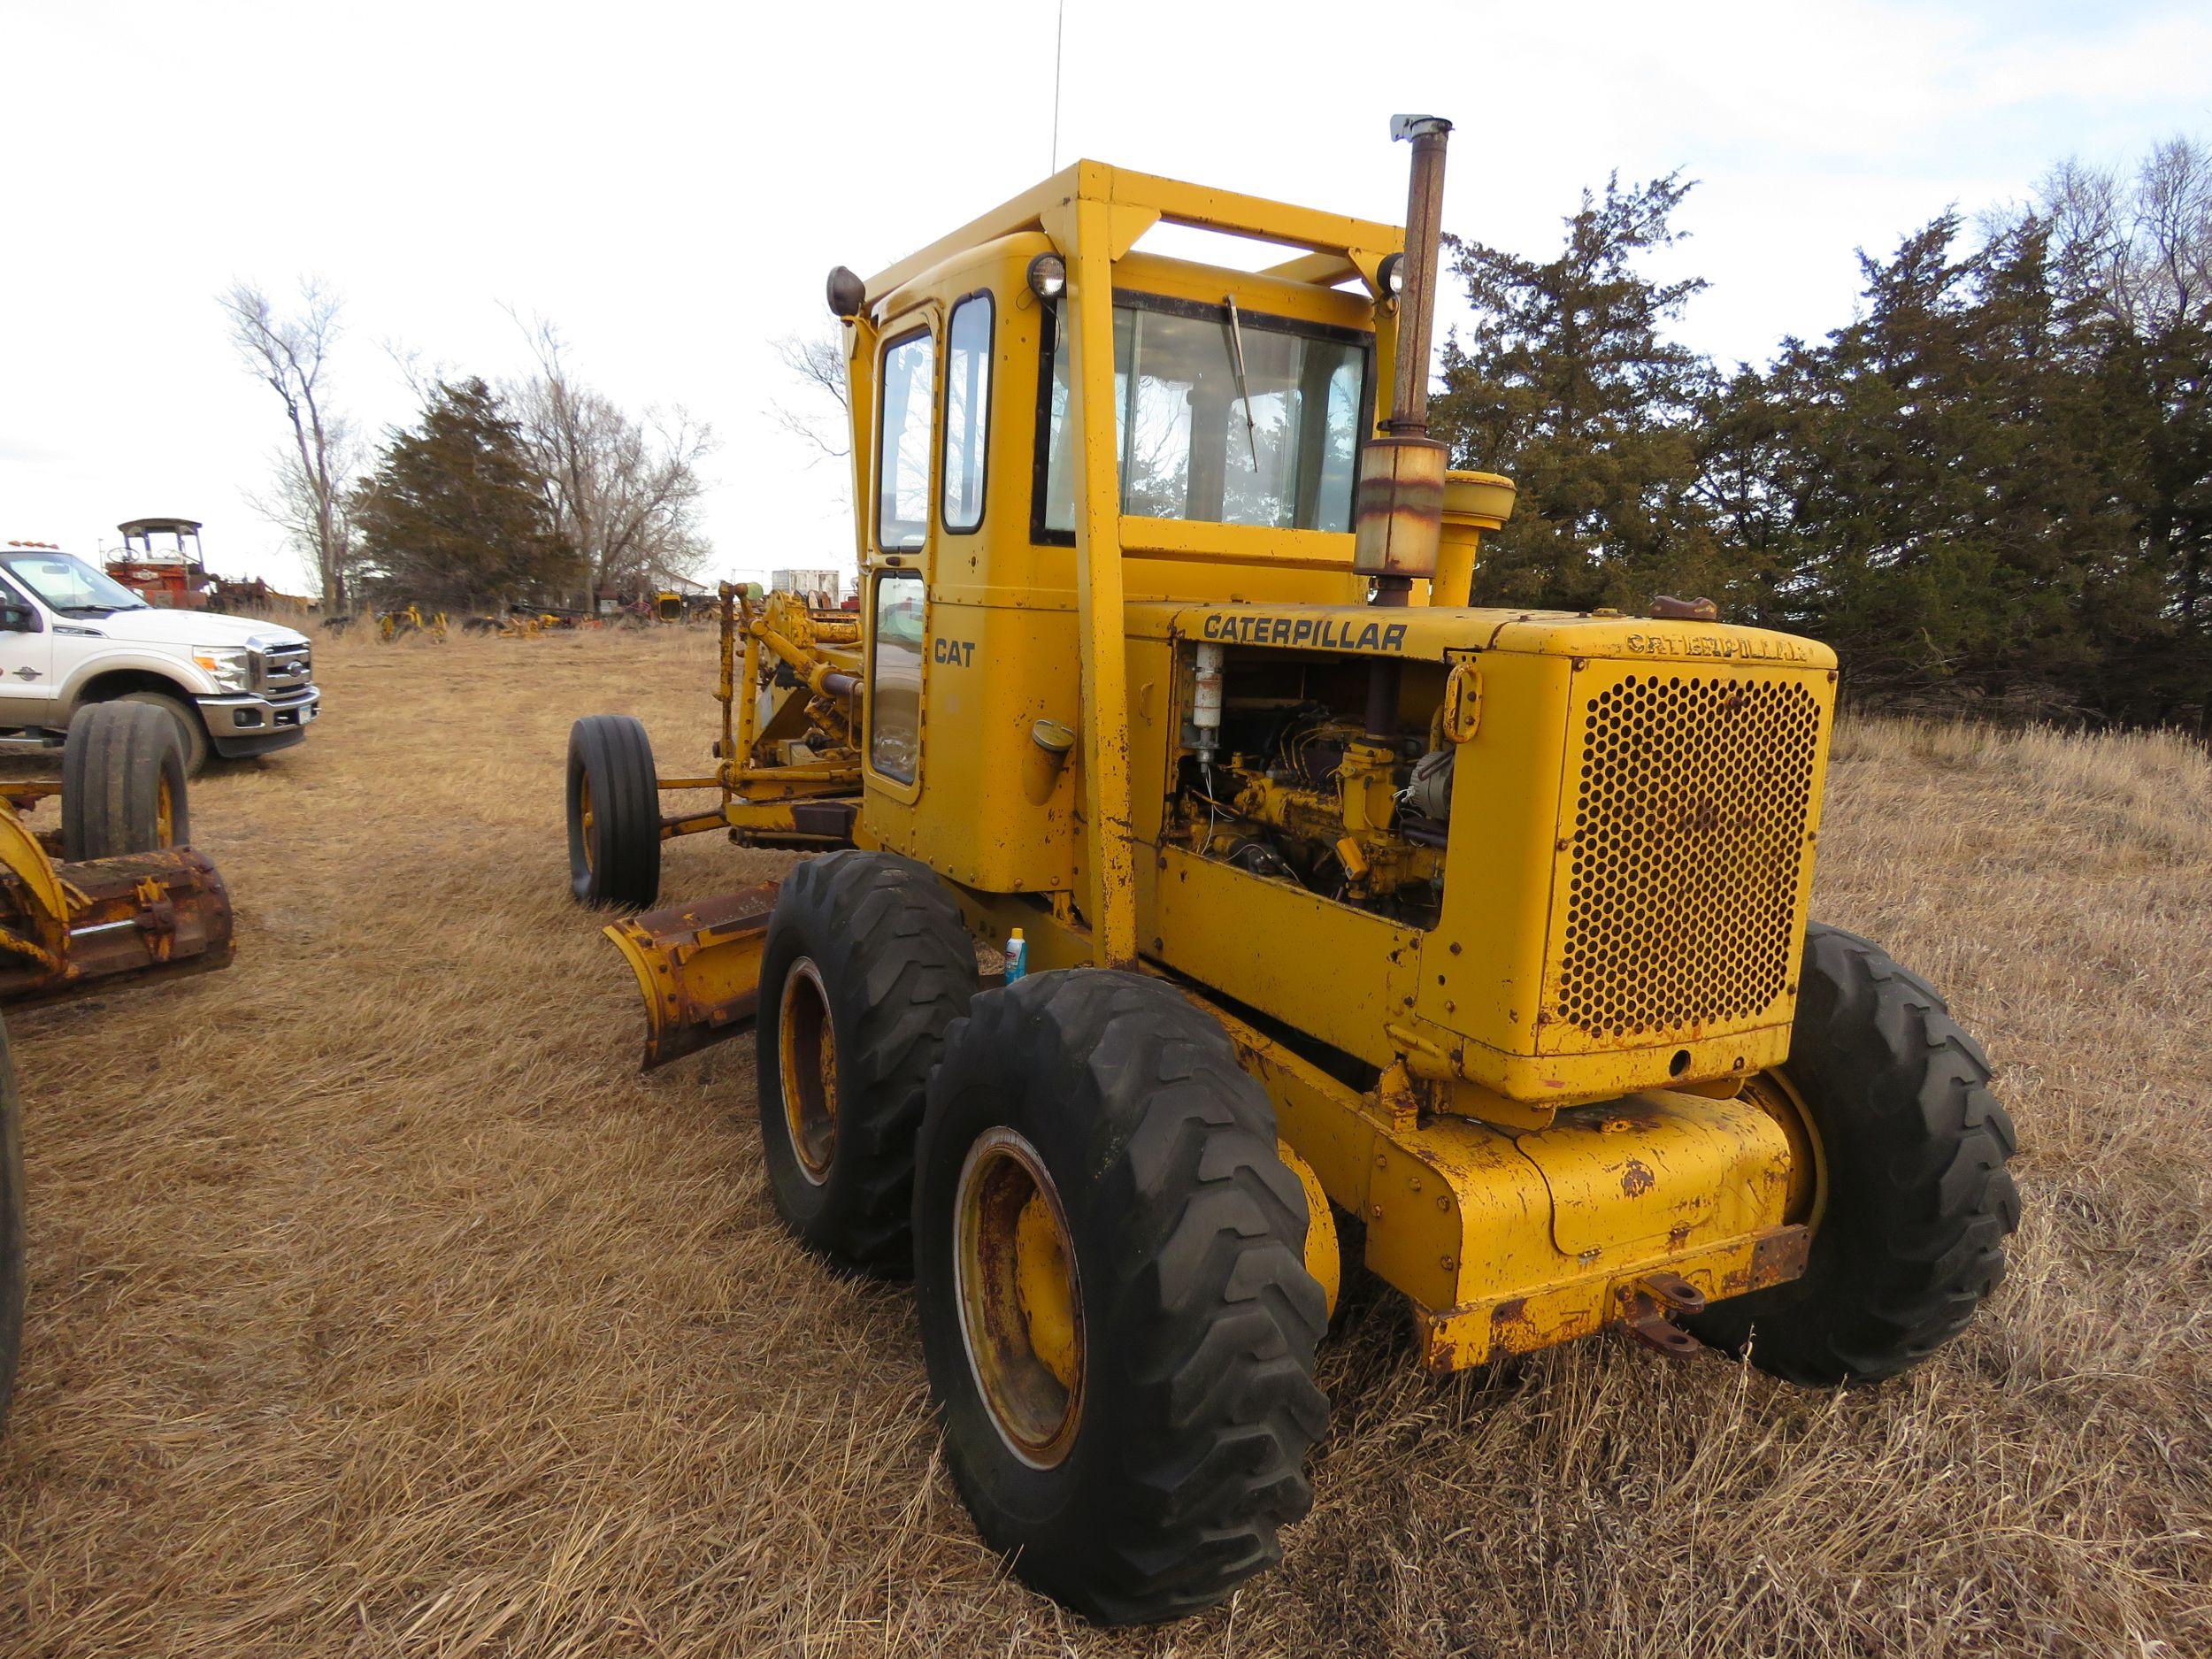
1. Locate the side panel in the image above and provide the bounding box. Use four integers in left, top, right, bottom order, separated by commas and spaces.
1141, 846, 1422, 1071
1415, 649, 1571, 1063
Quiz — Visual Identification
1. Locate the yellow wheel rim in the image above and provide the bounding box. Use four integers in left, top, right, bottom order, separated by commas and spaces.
578, 774, 595, 872
155, 775, 176, 848
777, 959, 839, 1184
954, 1127, 1085, 1468
1743, 1068, 1826, 1228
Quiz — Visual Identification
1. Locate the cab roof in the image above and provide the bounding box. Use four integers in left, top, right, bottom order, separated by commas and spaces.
861, 159, 1406, 312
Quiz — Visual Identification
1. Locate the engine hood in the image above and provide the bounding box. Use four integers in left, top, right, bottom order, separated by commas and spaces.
73, 607, 308, 652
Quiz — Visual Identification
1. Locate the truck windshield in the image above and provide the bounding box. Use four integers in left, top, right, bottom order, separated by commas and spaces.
1039, 296, 1369, 536
0, 551, 149, 614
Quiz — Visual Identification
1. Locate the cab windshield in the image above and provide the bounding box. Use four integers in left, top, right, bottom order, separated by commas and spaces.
1039, 296, 1370, 536
1, 551, 149, 614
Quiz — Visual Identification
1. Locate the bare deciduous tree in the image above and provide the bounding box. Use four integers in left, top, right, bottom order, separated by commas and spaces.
2036, 137, 2212, 332
506, 312, 718, 603
768, 329, 852, 461
220, 279, 359, 610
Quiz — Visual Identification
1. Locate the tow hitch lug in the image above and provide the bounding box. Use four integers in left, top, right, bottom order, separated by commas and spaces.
1619, 1271, 1709, 1359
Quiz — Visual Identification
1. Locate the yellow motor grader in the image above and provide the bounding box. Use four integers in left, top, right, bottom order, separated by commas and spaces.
566, 119, 2019, 1624
0, 701, 234, 1431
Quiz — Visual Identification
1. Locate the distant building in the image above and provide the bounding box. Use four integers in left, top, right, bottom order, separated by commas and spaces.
771, 568, 844, 608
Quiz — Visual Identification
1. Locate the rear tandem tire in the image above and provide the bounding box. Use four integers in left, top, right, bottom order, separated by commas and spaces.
1688, 923, 2021, 1385
912, 969, 1330, 1624
565, 714, 660, 910
62, 699, 191, 861
755, 851, 979, 1275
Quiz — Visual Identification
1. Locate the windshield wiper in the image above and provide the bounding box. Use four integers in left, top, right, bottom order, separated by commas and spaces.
57, 603, 125, 616
1225, 296, 1261, 472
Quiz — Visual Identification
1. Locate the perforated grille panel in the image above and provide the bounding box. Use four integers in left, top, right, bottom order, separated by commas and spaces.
1558, 671, 1823, 1040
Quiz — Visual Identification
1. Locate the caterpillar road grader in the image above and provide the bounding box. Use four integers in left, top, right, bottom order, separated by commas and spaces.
565, 118, 2020, 1623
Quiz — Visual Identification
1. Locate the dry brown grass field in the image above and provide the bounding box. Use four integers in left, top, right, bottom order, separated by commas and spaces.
1, 625, 2207, 1658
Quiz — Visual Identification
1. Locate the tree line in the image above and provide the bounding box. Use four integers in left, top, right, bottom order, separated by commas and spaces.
1432, 136, 2210, 730
219, 289, 713, 616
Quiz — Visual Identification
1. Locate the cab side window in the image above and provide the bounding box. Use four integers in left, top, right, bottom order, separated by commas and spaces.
877, 328, 934, 552
869, 571, 926, 782
941, 293, 993, 533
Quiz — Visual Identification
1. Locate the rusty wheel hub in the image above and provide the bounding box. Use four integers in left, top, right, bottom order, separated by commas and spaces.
777, 958, 839, 1184
954, 1127, 1085, 1469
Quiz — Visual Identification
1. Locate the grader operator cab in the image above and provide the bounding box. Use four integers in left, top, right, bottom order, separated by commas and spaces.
565, 119, 2019, 1624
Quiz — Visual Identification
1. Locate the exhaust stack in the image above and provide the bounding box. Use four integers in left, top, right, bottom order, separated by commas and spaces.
1355, 114, 1453, 603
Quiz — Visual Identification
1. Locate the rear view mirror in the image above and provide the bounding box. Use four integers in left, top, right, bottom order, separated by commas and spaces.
0, 603, 35, 633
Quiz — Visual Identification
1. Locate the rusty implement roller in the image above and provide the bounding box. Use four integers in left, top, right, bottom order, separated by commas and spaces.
0, 847, 234, 1005
603, 881, 782, 1071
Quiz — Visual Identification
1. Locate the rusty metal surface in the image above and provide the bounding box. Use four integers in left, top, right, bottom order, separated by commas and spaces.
0, 848, 234, 1006
1619, 1270, 1709, 1358
1352, 435, 1446, 580
603, 881, 781, 1071
1386, 115, 1451, 435
1413, 1221, 1811, 1371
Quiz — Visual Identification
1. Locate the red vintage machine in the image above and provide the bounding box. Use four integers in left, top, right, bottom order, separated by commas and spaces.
105, 518, 212, 610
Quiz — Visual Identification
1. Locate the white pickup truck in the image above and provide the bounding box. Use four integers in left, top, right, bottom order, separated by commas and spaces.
0, 544, 319, 773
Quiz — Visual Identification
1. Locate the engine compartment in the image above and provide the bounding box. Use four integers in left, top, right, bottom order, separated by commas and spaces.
1169, 642, 1455, 928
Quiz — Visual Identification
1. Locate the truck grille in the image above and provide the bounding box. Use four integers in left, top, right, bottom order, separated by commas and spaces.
1556, 670, 1823, 1040
258, 642, 313, 698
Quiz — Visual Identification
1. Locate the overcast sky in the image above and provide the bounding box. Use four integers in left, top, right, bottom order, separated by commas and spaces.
4, 0, 2206, 595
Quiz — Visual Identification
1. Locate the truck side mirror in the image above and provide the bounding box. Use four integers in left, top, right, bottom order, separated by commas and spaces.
0, 602, 36, 633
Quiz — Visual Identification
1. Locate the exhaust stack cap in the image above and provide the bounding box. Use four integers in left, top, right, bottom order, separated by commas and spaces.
1390, 113, 1453, 142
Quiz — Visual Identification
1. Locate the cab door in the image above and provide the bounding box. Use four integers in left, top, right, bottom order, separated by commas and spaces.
863, 314, 938, 822
0, 575, 55, 728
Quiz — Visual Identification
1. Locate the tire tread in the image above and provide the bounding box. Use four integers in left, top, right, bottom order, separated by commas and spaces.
921, 971, 1328, 1624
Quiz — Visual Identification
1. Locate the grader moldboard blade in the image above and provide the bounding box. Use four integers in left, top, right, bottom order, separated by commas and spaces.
603, 881, 781, 1071
0, 847, 234, 1005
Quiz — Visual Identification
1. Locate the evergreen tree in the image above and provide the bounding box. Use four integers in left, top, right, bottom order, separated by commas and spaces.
1733, 217, 2124, 707
353, 379, 581, 611
1431, 173, 1729, 612
1440, 140, 2210, 730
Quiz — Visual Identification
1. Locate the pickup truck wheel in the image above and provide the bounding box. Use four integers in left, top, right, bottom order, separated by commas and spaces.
565, 714, 660, 909
108, 689, 211, 778
63, 700, 192, 860
0, 1017, 26, 1435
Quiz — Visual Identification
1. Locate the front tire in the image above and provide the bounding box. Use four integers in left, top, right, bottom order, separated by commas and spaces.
565, 715, 660, 910
62, 700, 190, 860
1690, 923, 2020, 1384
756, 852, 979, 1274
913, 970, 1329, 1624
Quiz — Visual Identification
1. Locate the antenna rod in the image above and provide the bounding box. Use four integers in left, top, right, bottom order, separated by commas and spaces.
1050, 0, 1066, 172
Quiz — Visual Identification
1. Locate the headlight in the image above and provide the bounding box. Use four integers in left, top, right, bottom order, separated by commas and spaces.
191, 646, 253, 693
1026, 252, 1067, 300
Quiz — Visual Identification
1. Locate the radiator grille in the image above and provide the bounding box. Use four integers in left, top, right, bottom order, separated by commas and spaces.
1558, 672, 1822, 1039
